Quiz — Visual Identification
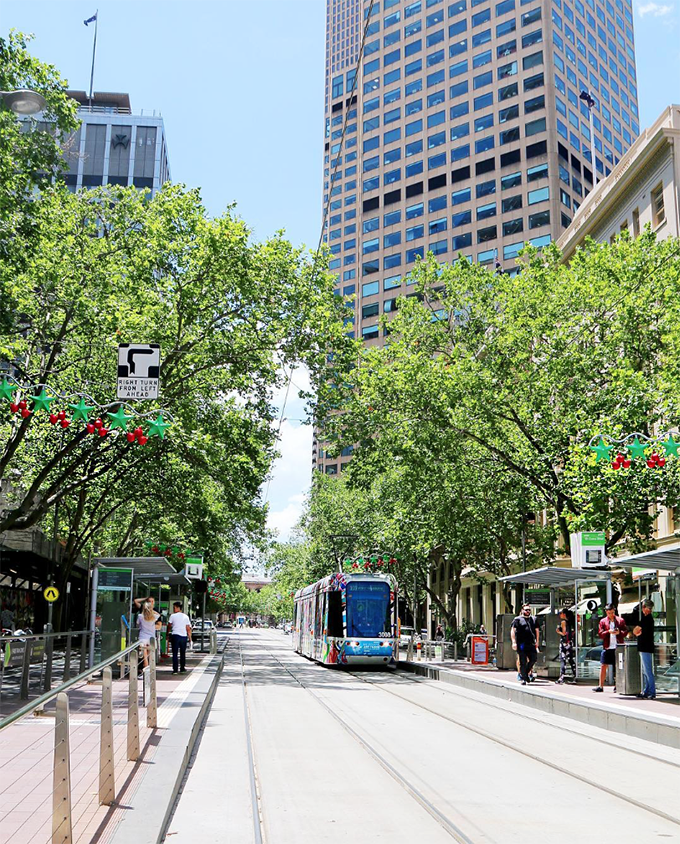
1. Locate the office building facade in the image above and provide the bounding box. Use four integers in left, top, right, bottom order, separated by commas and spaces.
317, 0, 640, 474
61, 91, 170, 193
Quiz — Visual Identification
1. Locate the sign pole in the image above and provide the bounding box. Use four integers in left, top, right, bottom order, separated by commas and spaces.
201, 591, 206, 653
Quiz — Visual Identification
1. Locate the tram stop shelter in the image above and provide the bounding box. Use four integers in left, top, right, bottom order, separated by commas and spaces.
500, 566, 612, 680
90, 556, 191, 664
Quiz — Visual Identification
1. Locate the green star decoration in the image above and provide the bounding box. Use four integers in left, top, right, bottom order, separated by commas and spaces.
31, 389, 55, 413
663, 435, 680, 458
107, 405, 133, 431
69, 397, 95, 421
0, 379, 17, 402
628, 437, 648, 460
591, 438, 612, 462
147, 413, 171, 439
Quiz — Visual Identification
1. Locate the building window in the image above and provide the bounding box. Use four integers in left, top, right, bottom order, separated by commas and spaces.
528, 186, 549, 204
651, 183, 665, 227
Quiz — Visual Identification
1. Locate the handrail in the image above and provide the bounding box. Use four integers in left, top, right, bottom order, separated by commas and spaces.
0, 640, 142, 731
1, 629, 90, 642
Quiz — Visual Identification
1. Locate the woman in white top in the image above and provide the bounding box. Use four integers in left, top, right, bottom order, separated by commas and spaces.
137, 601, 160, 668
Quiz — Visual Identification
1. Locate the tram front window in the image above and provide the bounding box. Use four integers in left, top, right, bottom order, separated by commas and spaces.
346, 581, 390, 638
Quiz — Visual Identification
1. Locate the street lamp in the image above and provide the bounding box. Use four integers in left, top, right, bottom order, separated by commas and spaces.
579, 89, 598, 186
0, 88, 47, 116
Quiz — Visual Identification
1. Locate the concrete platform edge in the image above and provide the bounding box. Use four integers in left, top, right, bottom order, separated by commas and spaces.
398, 661, 680, 749
107, 651, 225, 844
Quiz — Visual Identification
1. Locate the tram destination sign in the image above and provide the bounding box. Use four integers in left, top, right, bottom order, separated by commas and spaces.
98, 567, 133, 592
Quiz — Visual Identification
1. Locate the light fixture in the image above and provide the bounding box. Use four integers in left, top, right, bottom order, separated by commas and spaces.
1, 89, 47, 116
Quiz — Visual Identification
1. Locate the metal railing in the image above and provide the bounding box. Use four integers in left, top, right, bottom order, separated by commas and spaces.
0, 629, 94, 707
0, 639, 159, 844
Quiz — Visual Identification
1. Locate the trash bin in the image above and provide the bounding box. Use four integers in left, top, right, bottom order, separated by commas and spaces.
615, 641, 641, 695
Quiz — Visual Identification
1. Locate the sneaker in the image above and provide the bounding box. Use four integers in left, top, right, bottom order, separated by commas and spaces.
172, 671, 178, 675
648, 695, 656, 700
555, 678, 564, 684
593, 686, 603, 692
636, 693, 647, 699
180, 668, 187, 673
517, 673, 522, 681
521, 680, 527, 685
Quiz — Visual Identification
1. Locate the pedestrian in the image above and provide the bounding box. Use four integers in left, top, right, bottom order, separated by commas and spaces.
593, 602, 627, 692
435, 624, 444, 641
168, 601, 192, 675
555, 607, 576, 684
633, 599, 656, 699
511, 604, 540, 685
137, 601, 160, 669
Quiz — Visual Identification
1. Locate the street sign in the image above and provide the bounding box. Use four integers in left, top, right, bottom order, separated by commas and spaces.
44, 586, 60, 602
117, 343, 160, 400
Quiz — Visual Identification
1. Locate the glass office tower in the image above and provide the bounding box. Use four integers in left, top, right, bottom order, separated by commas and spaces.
316, 0, 639, 475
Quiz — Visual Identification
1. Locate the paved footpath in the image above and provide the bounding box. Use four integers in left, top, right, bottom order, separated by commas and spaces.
0, 642, 223, 844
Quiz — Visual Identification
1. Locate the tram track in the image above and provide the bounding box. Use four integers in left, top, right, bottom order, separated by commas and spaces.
239, 632, 680, 842
363, 665, 680, 770
237, 632, 477, 843
343, 667, 680, 829
238, 636, 266, 844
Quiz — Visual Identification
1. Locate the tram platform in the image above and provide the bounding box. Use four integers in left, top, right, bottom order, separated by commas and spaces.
399, 657, 680, 749
0, 641, 225, 844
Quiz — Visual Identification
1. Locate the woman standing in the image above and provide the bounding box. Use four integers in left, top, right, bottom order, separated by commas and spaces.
555, 607, 576, 684
137, 601, 160, 669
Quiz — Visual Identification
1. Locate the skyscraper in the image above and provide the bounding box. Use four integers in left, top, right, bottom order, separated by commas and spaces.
317, 0, 639, 475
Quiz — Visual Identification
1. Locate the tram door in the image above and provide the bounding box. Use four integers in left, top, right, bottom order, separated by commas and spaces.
313, 590, 324, 659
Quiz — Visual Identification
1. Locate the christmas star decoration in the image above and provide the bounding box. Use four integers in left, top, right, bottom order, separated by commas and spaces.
591, 438, 612, 462
107, 405, 133, 431
628, 437, 648, 460
663, 435, 680, 458
0, 379, 17, 402
147, 413, 171, 439
69, 397, 95, 421
32, 389, 55, 413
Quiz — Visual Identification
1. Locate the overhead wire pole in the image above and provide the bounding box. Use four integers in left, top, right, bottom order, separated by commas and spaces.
84, 11, 99, 110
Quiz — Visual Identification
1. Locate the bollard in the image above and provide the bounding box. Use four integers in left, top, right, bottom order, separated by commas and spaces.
20, 639, 32, 700
416, 641, 422, 661
127, 648, 140, 761
147, 639, 158, 729
210, 629, 217, 654
407, 638, 414, 662
52, 693, 72, 844
99, 667, 115, 805
454, 641, 458, 661
62, 634, 72, 683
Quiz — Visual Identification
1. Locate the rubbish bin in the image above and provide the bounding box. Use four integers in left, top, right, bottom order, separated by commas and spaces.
615, 641, 641, 695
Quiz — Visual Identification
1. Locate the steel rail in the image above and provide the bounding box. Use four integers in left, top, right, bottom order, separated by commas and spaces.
240, 633, 476, 844
237, 634, 265, 844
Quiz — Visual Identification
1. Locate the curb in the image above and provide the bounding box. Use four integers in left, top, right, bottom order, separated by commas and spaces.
399, 660, 680, 750
107, 649, 226, 844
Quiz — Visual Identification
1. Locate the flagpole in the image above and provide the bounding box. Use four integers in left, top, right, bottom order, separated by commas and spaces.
88, 10, 98, 110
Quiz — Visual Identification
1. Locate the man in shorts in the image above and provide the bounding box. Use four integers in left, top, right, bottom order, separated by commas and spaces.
593, 603, 627, 692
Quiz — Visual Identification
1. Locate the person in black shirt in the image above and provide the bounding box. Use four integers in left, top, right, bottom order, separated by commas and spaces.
633, 599, 656, 699
511, 604, 540, 685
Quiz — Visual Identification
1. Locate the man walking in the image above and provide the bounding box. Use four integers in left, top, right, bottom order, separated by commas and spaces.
168, 602, 192, 675
633, 600, 656, 699
593, 603, 627, 693
511, 604, 540, 685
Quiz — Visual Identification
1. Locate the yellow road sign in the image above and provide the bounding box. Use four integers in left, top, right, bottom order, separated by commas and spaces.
44, 586, 60, 602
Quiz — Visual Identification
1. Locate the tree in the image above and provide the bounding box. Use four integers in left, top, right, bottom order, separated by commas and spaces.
322, 233, 680, 562
0, 182, 352, 604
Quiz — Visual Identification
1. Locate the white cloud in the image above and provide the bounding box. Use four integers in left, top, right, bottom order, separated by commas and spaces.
637, 2, 673, 15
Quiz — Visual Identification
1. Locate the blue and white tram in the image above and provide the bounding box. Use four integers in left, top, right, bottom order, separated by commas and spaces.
293, 572, 398, 666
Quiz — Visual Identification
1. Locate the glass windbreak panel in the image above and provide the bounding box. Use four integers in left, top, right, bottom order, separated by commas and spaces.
346, 580, 391, 637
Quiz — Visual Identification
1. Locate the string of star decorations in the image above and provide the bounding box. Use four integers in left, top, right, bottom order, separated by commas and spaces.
0, 375, 172, 445
342, 553, 400, 573
589, 431, 680, 470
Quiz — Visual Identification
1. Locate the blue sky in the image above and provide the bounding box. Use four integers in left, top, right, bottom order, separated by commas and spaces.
3, 0, 680, 542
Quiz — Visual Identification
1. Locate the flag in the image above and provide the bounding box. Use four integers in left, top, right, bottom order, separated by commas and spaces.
84, 13, 97, 25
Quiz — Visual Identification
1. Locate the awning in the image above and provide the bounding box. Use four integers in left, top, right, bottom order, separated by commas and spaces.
500, 566, 611, 586
617, 600, 639, 615
95, 556, 189, 583
610, 544, 680, 573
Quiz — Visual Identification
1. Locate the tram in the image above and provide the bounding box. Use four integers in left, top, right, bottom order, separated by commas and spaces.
293, 571, 398, 666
